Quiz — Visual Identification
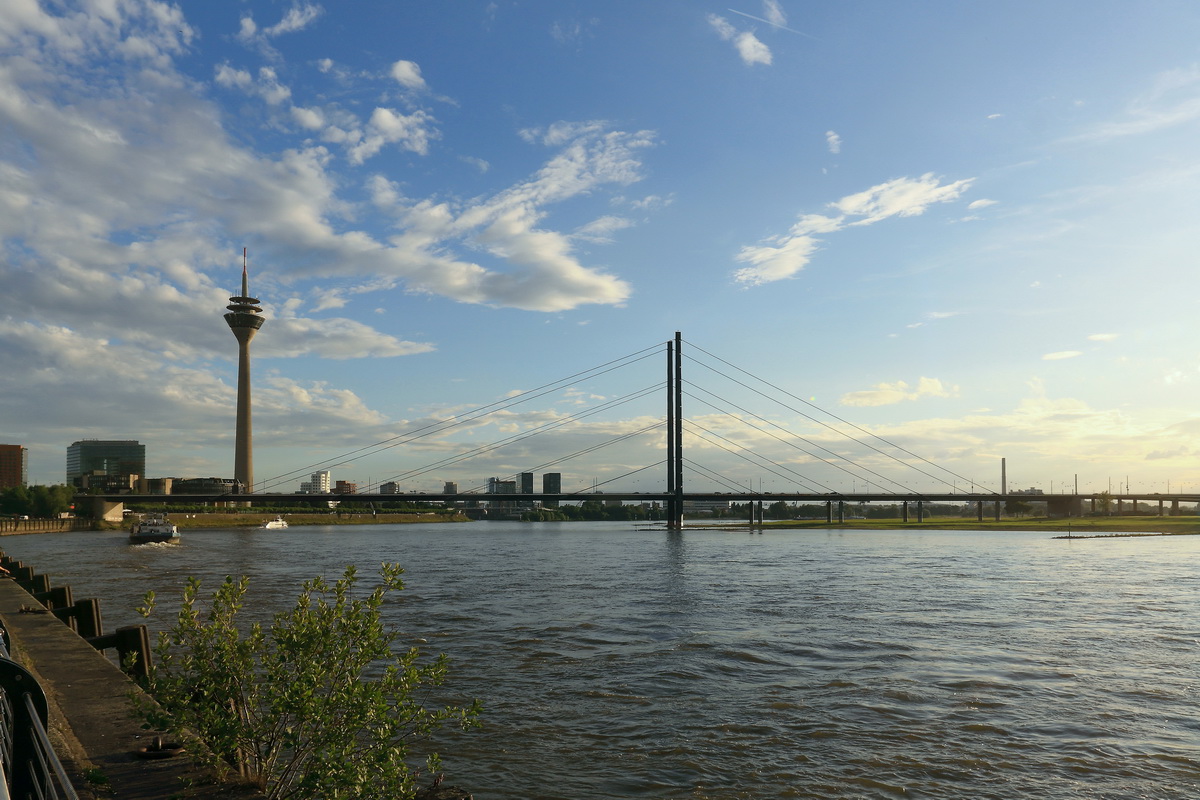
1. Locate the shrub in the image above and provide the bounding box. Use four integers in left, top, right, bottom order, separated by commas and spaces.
135, 564, 480, 800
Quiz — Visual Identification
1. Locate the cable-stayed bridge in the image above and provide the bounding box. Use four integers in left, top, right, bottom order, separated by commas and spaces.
85, 333, 1200, 526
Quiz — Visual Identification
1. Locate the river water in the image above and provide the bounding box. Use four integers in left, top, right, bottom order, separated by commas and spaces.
3, 522, 1198, 799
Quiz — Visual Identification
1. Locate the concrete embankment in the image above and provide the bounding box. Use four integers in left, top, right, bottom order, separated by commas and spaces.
0, 518, 92, 535
0, 563, 262, 799
0, 553, 473, 800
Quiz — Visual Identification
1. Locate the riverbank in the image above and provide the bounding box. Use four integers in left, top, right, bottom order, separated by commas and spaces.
741, 515, 1200, 534
100, 511, 470, 530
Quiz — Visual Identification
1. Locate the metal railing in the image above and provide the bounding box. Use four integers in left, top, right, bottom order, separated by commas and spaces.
0, 632, 79, 800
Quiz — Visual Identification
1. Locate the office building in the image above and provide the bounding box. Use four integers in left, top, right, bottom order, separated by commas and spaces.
333, 480, 358, 494
172, 477, 239, 495
66, 440, 144, 487
0, 445, 28, 489
443, 481, 459, 494
542, 472, 561, 508
487, 477, 516, 494
520, 472, 534, 494
299, 470, 331, 494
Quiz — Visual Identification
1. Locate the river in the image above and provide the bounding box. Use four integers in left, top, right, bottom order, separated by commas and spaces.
3, 522, 1198, 799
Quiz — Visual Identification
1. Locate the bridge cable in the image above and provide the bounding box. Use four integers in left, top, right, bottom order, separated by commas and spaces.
255, 345, 663, 492
682, 340, 995, 494
680, 458, 754, 494
681, 419, 833, 494
364, 387, 664, 493
681, 420, 833, 494
454, 423, 665, 495
683, 387, 921, 495
550, 461, 667, 499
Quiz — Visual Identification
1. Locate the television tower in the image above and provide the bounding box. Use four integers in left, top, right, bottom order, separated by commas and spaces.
224, 249, 265, 493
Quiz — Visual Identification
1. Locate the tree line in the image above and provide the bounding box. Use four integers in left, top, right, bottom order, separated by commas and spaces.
0, 485, 75, 518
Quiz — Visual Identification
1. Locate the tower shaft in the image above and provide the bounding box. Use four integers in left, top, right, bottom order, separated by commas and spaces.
224, 251, 265, 493
233, 333, 256, 491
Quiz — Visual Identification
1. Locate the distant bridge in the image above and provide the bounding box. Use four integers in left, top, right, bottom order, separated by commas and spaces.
72, 333, 1200, 527
82, 491, 1200, 524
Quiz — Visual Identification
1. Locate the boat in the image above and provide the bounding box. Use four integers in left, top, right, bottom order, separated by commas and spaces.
260, 516, 288, 529
130, 513, 180, 544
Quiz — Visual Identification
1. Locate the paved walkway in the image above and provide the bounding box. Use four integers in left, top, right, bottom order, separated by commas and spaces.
0, 577, 261, 799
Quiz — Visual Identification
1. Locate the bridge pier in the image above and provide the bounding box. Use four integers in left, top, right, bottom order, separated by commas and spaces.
837, 501, 845, 524
994, 500, 1001, 521
976, 501, 984, 522
1046, 496, 1082, 518
85, 498, 124, 523
1172, 499, 1180, 516
825, 501, 833, 524
902, 501, 909, 523
917, 500, 924, 522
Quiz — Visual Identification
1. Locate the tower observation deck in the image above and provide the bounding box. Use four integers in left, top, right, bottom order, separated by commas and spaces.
224, 250, 265, 492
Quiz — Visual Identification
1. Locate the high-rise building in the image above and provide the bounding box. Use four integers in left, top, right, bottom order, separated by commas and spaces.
519, 472, 534, 494
224, 251, 265, 493
66, 440, 144, 487
333, 480, 358, 494
443, 481, 459, 494
299, 470, 331, 493
0, 445, 28, 489
542, 472, 561, 508
487, 477, 516, 512
487, 477, 516, 494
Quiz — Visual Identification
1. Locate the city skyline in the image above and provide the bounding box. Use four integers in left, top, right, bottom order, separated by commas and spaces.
3, 2, 1200, 495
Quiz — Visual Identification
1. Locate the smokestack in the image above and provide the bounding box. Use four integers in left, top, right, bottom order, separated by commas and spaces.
1001, 458, 1007, 495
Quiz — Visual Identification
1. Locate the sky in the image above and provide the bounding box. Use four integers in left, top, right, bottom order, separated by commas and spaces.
4, 0, 1200, 498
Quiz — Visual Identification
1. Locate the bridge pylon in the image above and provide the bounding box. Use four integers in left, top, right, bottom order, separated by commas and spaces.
666, 332, 684, 529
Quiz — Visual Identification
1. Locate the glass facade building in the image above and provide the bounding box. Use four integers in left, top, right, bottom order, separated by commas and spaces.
66, 440, 145, 486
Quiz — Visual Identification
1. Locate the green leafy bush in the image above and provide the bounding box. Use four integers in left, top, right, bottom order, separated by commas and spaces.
136, 564, 480, 800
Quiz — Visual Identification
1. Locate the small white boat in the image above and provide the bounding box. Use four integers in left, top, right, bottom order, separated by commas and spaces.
130, 513, 180, 544
260, 516, 288, 529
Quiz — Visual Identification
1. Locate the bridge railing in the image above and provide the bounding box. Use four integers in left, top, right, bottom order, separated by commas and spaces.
0, 630, 80, 800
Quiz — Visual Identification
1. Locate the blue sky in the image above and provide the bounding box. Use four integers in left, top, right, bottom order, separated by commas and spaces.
3, 0, 1200, 497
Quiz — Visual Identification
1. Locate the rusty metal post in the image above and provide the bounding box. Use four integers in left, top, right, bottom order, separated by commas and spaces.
87, 625, 152, 679
33, 585, 72, 611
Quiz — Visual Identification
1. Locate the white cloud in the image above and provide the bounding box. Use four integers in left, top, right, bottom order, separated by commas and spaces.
825, 130, 841, 154
1071, 65, 1200, 142
291, 106, 325, 129
763, 0, 787, 27
967, 198, 997, 210
390, 60, 427, 91
459, 155, 490, 173
266, 316, 434, 359
346, 107, 438, 163
575, 215, 635, 243
832, 173, 975, 226
839, 377, 958, 407
734, 174, 973, 285
708, 14, 773, 66
260, 3, 323, 39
